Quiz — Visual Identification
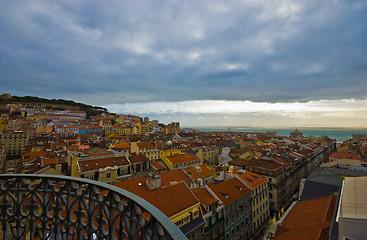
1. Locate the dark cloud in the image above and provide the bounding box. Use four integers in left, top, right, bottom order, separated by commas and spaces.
0, 0, 366, 105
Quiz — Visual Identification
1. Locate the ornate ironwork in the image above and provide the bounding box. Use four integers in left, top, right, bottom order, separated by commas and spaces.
0, 174, 187, 240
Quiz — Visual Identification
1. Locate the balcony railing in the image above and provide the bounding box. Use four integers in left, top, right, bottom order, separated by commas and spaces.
0, 174, 187, 240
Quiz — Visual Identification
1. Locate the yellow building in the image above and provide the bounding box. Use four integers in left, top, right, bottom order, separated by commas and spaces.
36, 126, 53, 134
236, 169, 270, 237
1, 130, 28, 158
111, 125, 125, 135
131, 142, 159, 160
99, 120, 112, 135
160, 148, 182, 160
160, 152, 201, 171
0, 117, 8, 132
195, 146, 219, 165
75, 156, 132, 184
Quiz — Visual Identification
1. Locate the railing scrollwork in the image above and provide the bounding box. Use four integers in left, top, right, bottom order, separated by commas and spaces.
0, 174, 187, 240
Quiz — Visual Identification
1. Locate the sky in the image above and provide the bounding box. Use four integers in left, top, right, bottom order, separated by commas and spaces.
1, 0, 367, 128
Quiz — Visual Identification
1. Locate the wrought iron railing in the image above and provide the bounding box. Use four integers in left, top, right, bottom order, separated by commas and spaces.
0, 174, 187, 240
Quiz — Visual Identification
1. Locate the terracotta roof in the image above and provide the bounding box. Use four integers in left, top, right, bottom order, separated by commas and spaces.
192, 188, 218, 206
234, 169, 267, 190
129, 153, 149, 164
166, 154, 200, 165
79, 156, 129, 172
158, 169, 193, 187
116, 181, 199, 218
229, 158, 250, 167
329, 152, 361, 160
208, 177, 251, 207
84, 147, 114, 156
248, 158, 283, 171
23, 150, 48, 157
184, 164, 215, 180
67, 145, 90, 151
111, 142, 131, 149
150, 161, 167, 171
272, 194, 337, 240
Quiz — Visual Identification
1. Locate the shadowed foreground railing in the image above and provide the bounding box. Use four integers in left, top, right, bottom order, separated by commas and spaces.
0, 174, 187, 240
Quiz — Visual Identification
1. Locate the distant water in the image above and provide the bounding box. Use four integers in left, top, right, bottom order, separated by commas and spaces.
191, 127, 367, 143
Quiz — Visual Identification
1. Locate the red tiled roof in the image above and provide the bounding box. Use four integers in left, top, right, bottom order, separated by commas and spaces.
114, 181, 199, 217
192, 188, 218, 206
84, 147, 114, 156
150, 161, 166, 171
129, 153, 149, 164
184, 164, 215, 180
234, 169, 267, 190
111, 142, 131, 149
23, 150, 48, 157
79, 156, 129, 172
208, 177, 251, 207
166, 154, 200, 165
329, 152, 361, 160
272, 194, 337, 240
158, 169, 193, 187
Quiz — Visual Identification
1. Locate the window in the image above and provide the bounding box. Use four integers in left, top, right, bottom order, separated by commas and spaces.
106, 172, 111, 178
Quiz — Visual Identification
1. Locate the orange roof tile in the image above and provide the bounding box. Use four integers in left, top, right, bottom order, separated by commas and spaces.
158, 169, 192, 187
329, 152, 361, 160
79, 156, 129, 172
166, 154, 200, 165
272, 195, 337, 240
184, 164, 215, 180
150, 161, 167, 171
115, 181, 199, 218
192, 188, 218, 206
111, 142, 131, 149
208, 177, 251, 207
23, 150, 48, 157
234, 169, 267, 190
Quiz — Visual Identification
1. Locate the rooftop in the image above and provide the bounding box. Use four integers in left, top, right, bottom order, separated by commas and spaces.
341, 176, 367, 219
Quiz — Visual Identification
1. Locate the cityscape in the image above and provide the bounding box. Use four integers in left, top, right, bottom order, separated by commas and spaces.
1, 1, 367, 239
0, 94, 366, 239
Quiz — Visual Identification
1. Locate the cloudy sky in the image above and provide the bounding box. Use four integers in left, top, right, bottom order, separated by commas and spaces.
1, 0, 367, 128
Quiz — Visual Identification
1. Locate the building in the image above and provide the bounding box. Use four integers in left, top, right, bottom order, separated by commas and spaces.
337, 176, 367, 240
195, 146, 219, 166
77, 156, 131, 183
1, 130, 28, 159
208, 176, 253, 240
184, 164, 216, 188
129, 153, 151, 178
162, 153, 201, 171
271, 194, 337, 240
131, 142, 159, 160
0, 116, 8, 132
114, 176, 205, 240
236, 169, 270, 238
192, 187, 225, 240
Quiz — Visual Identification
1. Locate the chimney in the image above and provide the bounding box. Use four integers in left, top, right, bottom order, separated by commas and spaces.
146, 174, 161, 190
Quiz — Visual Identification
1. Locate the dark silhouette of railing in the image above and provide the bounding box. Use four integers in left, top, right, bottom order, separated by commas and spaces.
0, 174, 187, 240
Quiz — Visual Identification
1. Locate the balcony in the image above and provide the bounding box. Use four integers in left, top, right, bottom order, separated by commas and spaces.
0, 174, 187, 240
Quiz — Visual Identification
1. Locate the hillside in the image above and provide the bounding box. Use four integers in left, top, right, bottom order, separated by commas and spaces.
0, 93, 108, 116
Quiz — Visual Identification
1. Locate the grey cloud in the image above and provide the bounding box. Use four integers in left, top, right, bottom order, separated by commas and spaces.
0, 0, 366, 105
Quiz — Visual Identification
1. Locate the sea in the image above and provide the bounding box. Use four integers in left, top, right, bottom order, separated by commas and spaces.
190, 127, 367, 143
